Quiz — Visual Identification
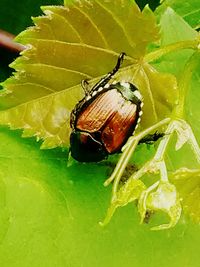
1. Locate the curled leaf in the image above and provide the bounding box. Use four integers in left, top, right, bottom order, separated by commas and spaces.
138, 181, 182, 230
174, 120, 191, 150
101, 178, 146, 226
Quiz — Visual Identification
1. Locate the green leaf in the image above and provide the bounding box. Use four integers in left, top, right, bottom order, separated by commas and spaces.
150, 8, 200, 173
0, 1, 178, 148
156, 0, 200, 29
174, 120, 192, 151
152, 7, 198, 77
101, 178, 146, 226
160, 7, 197, 46
186, 60, 200, 142
1, 126, 200, 267
0, 3, 200, 266
172, 168, 200, 223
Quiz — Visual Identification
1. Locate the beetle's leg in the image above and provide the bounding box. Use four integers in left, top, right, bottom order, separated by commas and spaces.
81, 79, 90, 96
139, 131, 165, 145
90, 52, 126, 93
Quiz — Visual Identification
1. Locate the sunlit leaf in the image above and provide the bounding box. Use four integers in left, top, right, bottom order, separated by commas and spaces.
186, 61, 200, 142
0, 2, 200, 265
156, 0, 200, 29
172, 168, 200, 223
152, 7, 198, 77
174, 120, 191, 151
0, 1, 178, 148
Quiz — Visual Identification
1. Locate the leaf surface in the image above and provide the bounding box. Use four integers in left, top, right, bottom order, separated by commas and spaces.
0, 126, 200, 267
172, 168, 200, 223
157, 0, 200, 28
152, 7, 198, 77
153, 8, 200, 223
0, 1, 177, 148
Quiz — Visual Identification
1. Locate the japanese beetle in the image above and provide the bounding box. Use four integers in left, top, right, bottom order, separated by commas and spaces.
70, 53, 143, 162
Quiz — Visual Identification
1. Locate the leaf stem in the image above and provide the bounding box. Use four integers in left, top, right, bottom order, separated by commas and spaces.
111, 140, 138, 198
126, 123, 174, 185
104, 118, 171, 191
145, 39, 199, 63
154, 121, 175, 161
159, 160, 168, 182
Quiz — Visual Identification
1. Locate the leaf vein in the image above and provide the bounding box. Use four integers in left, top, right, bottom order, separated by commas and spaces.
73, 5, 110, 49
141, 67, 158, 122
182, 8, 200, 19
10, 82, 56, 93
95, 0, 134, 49
24, 63, 93, 79
23, 38, 134, 62
52, 12, 83, 43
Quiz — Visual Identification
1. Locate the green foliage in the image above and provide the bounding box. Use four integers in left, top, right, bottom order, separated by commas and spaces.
156, 0, 200, 29
0, 1, 177, 148
172, 168, 200, 223
0, 127, 200, 267
0, 0, 200, 230
0, 0, 200, 266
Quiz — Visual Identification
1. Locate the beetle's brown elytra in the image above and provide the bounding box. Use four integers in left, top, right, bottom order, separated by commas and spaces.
70, 53, 143, 162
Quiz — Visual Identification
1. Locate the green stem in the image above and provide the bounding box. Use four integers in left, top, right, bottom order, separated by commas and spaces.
111, 140, 138, 197
126, 123, 174, 185
154, 121, 175, 161
145, 40, 198, 63
159, 161, 168, 182
104, 118, 171, 191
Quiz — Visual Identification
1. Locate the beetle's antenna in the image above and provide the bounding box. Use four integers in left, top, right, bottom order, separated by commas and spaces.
90, 52, 126, 93
81, 79, 90, 96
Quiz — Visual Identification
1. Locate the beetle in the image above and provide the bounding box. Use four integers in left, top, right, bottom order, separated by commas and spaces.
69, 52, 144, 162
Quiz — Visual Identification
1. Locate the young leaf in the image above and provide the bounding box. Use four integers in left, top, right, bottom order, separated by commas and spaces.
0, 1, 178, 149
101, 178, 146, 226
171, 168, 200, 223
156, 0, 200, 29
152, 7, 198, 77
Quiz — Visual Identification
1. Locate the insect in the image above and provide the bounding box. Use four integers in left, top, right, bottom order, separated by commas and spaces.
139, 131, 165, 145
69, 52, 144, 162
